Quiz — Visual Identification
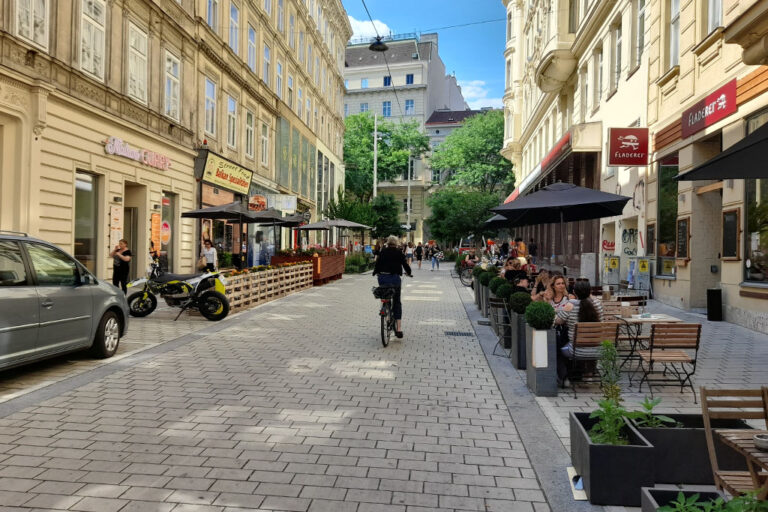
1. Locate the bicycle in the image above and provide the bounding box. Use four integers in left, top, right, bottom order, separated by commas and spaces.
372, 285, 397, 347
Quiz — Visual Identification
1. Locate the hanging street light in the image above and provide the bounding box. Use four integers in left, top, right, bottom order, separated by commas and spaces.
369, 36, 389, 52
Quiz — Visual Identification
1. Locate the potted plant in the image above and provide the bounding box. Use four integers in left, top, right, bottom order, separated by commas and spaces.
508, 292, 532, 367
570, 341, 655, 506
478, 271, 494, 317
629, 398, 753, 485
640, 488, 725, 512
523, 302, 557, 396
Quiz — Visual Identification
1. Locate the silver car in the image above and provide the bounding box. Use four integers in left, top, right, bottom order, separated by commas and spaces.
0, 231, 128, 369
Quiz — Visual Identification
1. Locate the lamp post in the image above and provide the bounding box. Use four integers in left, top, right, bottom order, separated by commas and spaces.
407, 155, 412, 242
373, 113, 378, 198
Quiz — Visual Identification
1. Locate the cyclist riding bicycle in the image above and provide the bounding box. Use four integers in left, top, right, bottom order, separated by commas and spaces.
373, 235, 412, 338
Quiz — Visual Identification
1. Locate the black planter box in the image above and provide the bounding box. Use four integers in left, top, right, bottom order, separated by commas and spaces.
509, 312, 526, 369
570, 412, 655, 506
481, 285, 490, 318
474, 277, 480, 307
525, 326, 557, 396
489, 291, 499, 334
640, 487, 723, 512
631, 414, 752, 485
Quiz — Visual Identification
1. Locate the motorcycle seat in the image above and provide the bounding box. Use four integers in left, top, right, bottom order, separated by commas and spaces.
154, 273, 203, 283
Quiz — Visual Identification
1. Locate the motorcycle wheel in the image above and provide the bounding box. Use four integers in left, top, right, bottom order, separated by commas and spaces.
198, 291, 230, 321
128, 292, 158, 317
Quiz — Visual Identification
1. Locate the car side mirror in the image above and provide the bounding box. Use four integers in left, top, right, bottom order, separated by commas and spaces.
77, 271, 93, 286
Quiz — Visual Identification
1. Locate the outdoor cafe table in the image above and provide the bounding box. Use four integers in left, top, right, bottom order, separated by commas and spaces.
715, 429, 768, 500
612, 313, 683, 369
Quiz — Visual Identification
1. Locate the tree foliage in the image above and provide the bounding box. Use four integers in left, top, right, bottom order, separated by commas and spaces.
429, 110, 514, 194
343, 113, 430, 201
323, 187, 377, 227
426, 187, 500, 246
371, 194, 403, 238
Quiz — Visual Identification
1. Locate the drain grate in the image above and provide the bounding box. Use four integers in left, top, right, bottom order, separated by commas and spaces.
444, 331, 474, 337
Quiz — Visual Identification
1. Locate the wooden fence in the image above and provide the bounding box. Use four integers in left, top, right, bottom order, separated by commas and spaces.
223, 264, 313, 313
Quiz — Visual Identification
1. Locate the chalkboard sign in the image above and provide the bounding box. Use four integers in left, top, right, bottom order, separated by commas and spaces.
722, 209, 739, 259
676, 218, 689, 259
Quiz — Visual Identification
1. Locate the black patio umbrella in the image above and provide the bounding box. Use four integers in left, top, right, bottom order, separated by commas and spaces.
491, 182, 631, 274
180, 201, 256, 221
484, 214, 510, 230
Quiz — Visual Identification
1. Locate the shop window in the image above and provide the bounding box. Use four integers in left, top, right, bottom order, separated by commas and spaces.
160, 193, 176, 272
127, 23, 148, 104
164, 51, 180, 121
0, 242, 27, 286
80, 0, 106, 80
17, 0, 49, 50
74, 171, 98, 273
247, 25, 257, 72
745, 110, 768, 282
657, 155, 679, 275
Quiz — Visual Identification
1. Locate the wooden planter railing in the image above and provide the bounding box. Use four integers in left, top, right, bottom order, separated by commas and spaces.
270, 253, 346, 286
223, 264, 313, 312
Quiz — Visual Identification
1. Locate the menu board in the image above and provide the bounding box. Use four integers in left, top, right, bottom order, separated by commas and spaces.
150, 213, 162, 259
722, 209, 739, 259
676, 218, 689, 259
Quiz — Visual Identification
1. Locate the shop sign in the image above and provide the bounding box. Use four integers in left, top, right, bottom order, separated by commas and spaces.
109, 206, 123, 249
267, 194, 297, 212
681, 79, 737, 138
608, 257, 620, 269
150, 213, 162, 256
248, 195, 267, 211
104, 136, 172, 170
161, 221, 172, 245
202, 153, 253, 195
542, 132, 571, 172
638, 259, 649, 273
608, 128, 649, 166
602, 240, 616, 252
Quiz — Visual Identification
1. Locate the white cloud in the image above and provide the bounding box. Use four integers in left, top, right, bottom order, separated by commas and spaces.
348, 15, 391, 41
458, 79, 504, 110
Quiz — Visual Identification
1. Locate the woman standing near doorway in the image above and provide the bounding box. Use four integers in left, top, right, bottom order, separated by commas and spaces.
201, 239, 218, 272
110, 239, 132, 293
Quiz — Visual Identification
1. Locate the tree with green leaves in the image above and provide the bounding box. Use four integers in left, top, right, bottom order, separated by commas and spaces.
371, 194, 403, 238
429, 110, 514, 194
426, 187, 501, 246
343, 113, 430, 202
323, 187, 377, 227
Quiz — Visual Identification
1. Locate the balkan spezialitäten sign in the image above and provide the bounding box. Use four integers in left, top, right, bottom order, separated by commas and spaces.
202, 154, 253, 195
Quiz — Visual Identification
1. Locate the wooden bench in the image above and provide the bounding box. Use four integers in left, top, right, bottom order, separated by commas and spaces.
635, 323, 701, 402
701, 387, 768, 496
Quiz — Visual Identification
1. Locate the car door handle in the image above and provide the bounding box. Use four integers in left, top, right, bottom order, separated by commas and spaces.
41, 300, 54, 309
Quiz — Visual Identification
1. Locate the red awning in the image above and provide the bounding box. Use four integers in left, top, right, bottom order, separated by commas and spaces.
504, 188, 519, 204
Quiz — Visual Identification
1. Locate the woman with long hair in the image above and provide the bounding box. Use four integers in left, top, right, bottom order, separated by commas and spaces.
531, 269, 551, 301
554, 279, 604, 385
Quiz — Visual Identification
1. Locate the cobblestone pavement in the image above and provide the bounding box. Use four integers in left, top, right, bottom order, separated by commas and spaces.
0, 267, 550, 512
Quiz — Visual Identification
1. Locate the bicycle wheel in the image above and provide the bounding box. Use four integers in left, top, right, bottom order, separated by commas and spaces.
460, 268, 473, 287
380, 302, 392, 347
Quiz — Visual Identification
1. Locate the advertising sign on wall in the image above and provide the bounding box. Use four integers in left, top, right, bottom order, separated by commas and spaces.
150, 213, 162, 257
109, 206, 123, 249
608, 128, 649, 166
681, 79, 737, 138
201, 153, 253, 195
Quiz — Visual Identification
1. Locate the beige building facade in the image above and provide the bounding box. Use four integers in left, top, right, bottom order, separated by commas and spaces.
0, 0, 350, 277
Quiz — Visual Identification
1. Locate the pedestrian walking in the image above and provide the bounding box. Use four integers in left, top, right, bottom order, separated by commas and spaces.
529, 238, 538, 264
405, 242, 414, 265
110, 239, 132, 293
429, 243, 441, 271
414, 242, 424, 270
201, 239, 218, 272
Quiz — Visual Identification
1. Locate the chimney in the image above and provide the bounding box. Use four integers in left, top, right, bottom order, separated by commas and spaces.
420, 32, 438, 49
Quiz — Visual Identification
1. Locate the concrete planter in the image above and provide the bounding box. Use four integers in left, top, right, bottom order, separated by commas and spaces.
473, 277, 480, 307
509, 312, 526, 368
570, 412, 655, 506
640, 488, 723, 512
525, 325, 556, 396
481, 285, 490, 317
489, 291, 498, 334
630, 414, 752, 484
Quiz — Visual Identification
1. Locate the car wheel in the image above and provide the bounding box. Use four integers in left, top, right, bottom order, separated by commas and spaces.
92, 311, 120, 358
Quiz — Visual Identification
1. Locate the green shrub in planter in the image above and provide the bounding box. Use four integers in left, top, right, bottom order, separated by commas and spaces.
472, 266, 485, 277
495, 283, 514, 301
525, 301, 555, 330
486, 265, 500, 276
489, 276, 506, 294
509, 292, 533, 314
479, 272, 494, 286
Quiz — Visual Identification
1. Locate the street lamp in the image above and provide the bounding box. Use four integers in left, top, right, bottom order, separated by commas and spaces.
370, 37, 388, 199
369, 36, 388, 52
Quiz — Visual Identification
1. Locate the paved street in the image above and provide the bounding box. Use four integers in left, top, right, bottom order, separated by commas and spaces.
0, 267, 549, 512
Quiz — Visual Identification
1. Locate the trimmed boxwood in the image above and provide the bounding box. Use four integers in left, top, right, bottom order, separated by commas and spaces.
479, 272, 494, 286
495, 283, 514, 301
472, 266, 485, 277
525, 301, 555, 330
509, 292, 532, 314
489, 276, 506, 294
486, 265, 500, 276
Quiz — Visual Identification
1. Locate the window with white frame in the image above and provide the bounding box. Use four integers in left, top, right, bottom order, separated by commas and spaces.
360, 102, 368, 113
80, 0, 106, 80
382, 101, 391, 117
314, 106, 318, 131
261, 123, 269, 166
289, 14, 295, 48
245, 110, 255, 158
383, 76, 391, 87
287, 75, 294, 109
707, 0, 721, 33
164, 51, 180, 121
127, 23, 148, 104
229, 2, 239, 54
278, 0, 284, 32
17, 0, 50, 49
593, 48, 602, 108
264, 0, 272, 16
204, 78, 216, 135
306, 97, 311, 125
405, 99, 414, 115
247, 25, 256, 72
276, 61, 283, 99
406, 73, 414, 85
612, 22, 622, 90
361, 78, 368, 89
634, 0, 646, 67
315, 56, 319, 83
263, 43, 271, 87
580, 66, 588, 121
207, 0, 218, 31
402, 198, 412, 213
298, 88, 303, 117
669, 0, 680, 68
308, 44, 313, 74
299, 31, 304, 62
226, 96, 237, 148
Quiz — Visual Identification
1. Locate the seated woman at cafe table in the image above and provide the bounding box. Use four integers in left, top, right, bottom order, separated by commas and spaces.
502, 258, 527, 283
512, 276, 530, 294
531, 269, 551, 302
554, 279, 604, 384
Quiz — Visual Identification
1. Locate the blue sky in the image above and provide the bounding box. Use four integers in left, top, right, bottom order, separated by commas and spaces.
341, 0, 507, 109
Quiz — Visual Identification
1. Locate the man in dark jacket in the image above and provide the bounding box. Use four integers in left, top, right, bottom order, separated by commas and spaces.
373, 235, 412, 338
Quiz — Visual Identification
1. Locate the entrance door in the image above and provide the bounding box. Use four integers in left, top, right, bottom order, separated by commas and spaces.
123, 207, 139, 280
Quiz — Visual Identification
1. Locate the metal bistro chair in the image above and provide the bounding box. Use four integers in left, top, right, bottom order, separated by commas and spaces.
568, 322, 620, 397
489, 297, 512, 357
634, 323, 702, 402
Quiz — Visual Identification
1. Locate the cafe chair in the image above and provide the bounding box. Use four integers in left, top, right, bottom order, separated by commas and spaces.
488, 297, 512, 357
635, 323, 702, 402
568, 322, 620, 398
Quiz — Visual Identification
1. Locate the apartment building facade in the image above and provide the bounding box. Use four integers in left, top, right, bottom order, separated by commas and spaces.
344, 33, 467, 242
0, 0, 350, 278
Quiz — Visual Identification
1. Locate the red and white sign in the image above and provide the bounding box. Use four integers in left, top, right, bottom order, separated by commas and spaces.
681, 79, 737, 138
608, 128, 649, 166
602, 240, 616, 252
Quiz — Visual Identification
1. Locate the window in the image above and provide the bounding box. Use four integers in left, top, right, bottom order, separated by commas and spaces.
402, 198, 412, 213
307, 44, 313, 74
228, 3, 239, 54
80, 0, 106, 79
28, 243, 78, 286
0, 242, 27, 286
361, 78, 368, 89
298, 88, 303, 117
613, 23, 622, 90
264, 0, 272, 16
289, 15, 295, 48
287, 75, 294, 109
635, 0, 646, 67
226, 96, 237, 148
344, 79, 349, 88
299, 31, 305, 62
248, 25, 257, 72
127, 23, 148, 104
306, 97, 311, 125
657, 155, 679, 275
568, 0, 578, 32
745, 110, 768, 282
164, 51, 180, 121
593, 48, 602, 108
277, 0, 284, 32
74, 171, 98, 273
360, 102, 368, 113
263, 43, 271, 87
207, 0, 218, 31
669, 0, 680, 68
382, 101, 391, 117
17, 0, 50, 49
315, 56, 319, 83
205, 78, 216, 135
344, 104, 348, 117
261, 123, 269, 166
406, 73, 414, 85
707, 0, 722, 33
383, 76, 391, 87
276, 61, 283, 99
646, 223, 656, 256
431, 168, 441, 183
580, 66, 588, 121
245, 110, 255, 158
405, 99, 414, 115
